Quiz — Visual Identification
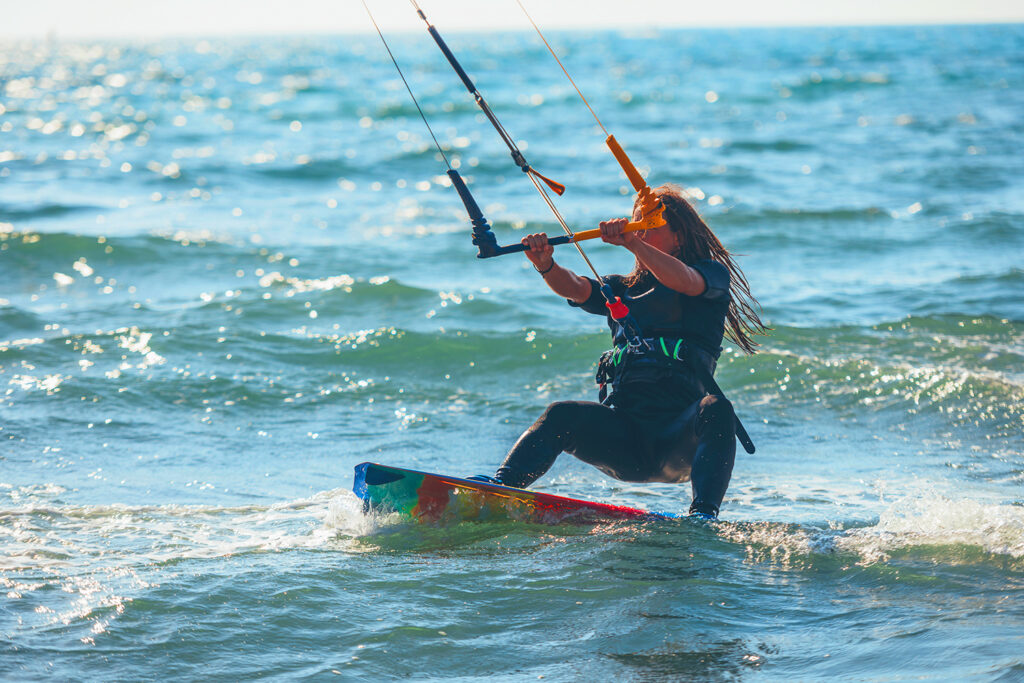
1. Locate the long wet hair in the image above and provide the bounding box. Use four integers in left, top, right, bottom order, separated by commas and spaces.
626, 184, 769, 354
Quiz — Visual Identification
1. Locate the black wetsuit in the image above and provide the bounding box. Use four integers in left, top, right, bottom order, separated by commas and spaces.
493, 260, 738, 518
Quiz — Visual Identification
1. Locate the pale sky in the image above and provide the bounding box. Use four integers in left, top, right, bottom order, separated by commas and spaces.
2, 0, 1022, 39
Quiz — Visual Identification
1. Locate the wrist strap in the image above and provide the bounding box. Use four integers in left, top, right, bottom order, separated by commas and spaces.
534, 260, 555, 275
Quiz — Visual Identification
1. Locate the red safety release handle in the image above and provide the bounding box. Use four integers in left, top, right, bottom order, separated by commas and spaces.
605, 297, 630, 320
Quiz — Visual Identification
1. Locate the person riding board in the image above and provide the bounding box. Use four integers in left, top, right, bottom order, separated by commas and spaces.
365, 2, 766, 520
472, 185, 768, 519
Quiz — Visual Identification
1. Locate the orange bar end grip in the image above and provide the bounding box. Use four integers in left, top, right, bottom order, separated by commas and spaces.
605, 134, 646, 192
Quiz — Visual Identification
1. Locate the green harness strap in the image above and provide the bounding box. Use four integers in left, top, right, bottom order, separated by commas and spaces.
618, 336, 681, 362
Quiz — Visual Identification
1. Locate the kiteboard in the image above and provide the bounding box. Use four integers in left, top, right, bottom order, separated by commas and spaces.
353, 462, 676, 525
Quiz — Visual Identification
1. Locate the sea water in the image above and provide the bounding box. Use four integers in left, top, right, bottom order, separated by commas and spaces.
1, 23, 1022, 681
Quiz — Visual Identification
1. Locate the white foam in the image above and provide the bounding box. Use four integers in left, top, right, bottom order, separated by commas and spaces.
717, 490, 1024, 566
838, 493, 1024, 562
0, 488, 387, 637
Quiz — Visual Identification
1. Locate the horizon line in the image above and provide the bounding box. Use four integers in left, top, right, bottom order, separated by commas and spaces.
2, 18, 1022, 43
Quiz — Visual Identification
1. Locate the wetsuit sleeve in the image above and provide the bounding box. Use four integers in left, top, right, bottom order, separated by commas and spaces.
691, 260, 731, 301
566, 276, 607, 315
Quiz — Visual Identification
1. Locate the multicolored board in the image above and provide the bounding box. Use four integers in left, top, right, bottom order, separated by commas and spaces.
353, 462, 676, 524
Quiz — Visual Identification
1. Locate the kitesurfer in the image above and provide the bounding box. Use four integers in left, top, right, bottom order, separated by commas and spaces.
472, 185, 767, 519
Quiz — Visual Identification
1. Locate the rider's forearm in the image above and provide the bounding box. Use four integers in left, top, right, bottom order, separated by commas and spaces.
539, 261, 592, 303
628, 241, 706, 296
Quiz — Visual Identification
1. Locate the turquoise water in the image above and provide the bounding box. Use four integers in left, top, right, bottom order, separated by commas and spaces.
2, 22, 1023, 681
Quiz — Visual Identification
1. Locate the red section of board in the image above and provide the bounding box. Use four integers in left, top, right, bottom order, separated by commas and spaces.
412, 475, 455, 520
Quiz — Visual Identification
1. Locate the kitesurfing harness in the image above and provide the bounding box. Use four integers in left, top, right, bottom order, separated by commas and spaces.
596, 336, 755, 454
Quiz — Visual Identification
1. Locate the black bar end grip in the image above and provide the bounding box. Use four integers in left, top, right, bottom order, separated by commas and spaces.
447, 170, 483, 218
477, 242, 523, 258
448, 168, 494, 244
447, 170, 497, 257
476, 233, 574, 259
428, 26, 476, 94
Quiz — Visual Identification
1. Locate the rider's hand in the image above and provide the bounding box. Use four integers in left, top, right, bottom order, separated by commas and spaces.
599, 218, 639, 247
522, 233, 554, 271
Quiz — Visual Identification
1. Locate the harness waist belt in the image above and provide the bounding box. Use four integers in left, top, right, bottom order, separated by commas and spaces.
598, 336, 756, 455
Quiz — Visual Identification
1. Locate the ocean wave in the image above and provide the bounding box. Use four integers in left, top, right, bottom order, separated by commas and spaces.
0, 320, 602, 422
0, 487, 364, 639
726, 139, 816, 153
718, 491, 1024, 567
782, 70, 893, 100
732, 315, 1024, 473
370, 98, 479, 120
750, 315, 1022, 389
953, 212, 1024, 242
1, 229, 154, 262
0, 228, 260, 278
718, 206, 888, 226
915, 269, 1024, 319
0, 303, 43, 337
0, 488, 360, 569
0, 202, 102, 221
248, 157, 356, 181
378, 144, 458, 166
